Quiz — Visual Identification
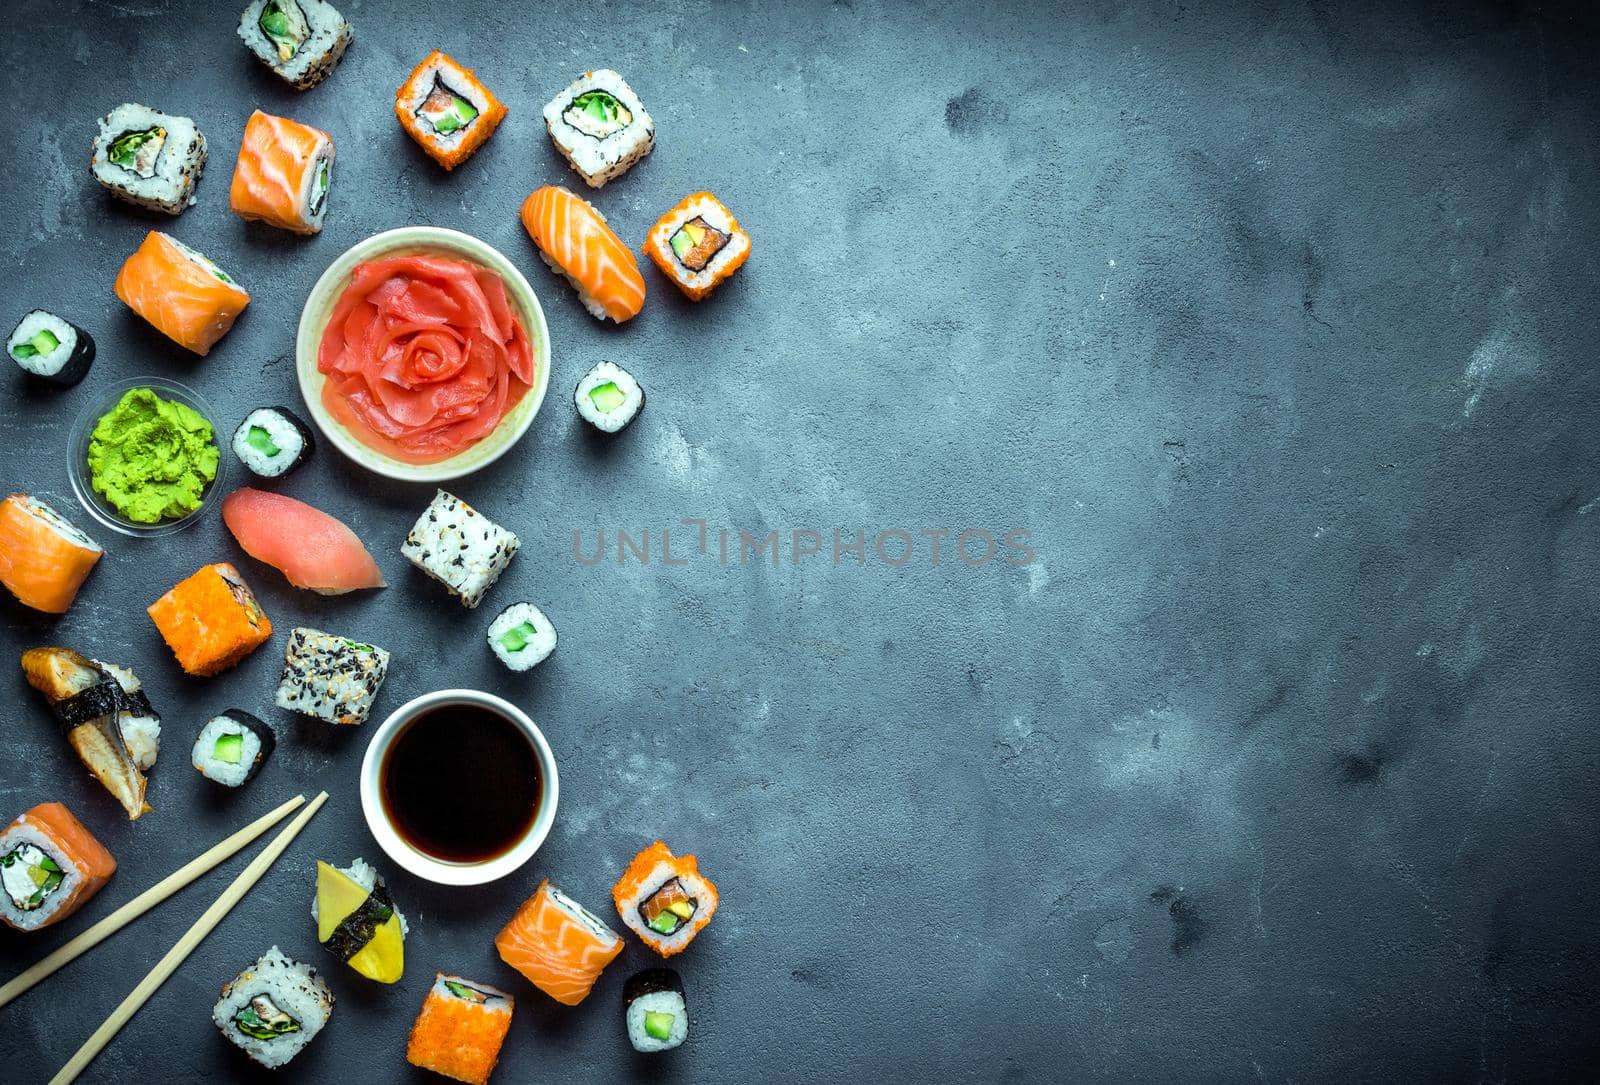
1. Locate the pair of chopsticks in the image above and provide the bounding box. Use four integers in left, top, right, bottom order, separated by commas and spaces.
0, 791, 328, 1085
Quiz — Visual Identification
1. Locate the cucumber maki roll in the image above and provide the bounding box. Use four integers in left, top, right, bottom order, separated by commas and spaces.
192, 710, 276, 787
232, 406, 315, 479
574, 361, 643, 433
486, 602, 557, 672
7, 310, 95, 386
623, 968, 687, 1052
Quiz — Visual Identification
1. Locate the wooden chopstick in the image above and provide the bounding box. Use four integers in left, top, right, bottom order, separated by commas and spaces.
0, 793, 307, 1011
47, 790, 328, 1085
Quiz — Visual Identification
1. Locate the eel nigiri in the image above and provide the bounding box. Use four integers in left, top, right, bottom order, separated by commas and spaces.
21, 648, 152, 820
519, 185, 645, 323
229, 110, 336, 235
222, 488, 385, 595
0, 494, 102, 614
114, 231, 250, 356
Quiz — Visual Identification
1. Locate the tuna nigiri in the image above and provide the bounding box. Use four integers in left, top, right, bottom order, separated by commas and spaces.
114, 231, 250, 356
222, 488, 385, 595
520, 185, 645, 323
494, 880, 623, 1006
0, 802, 117, 931
229, 110, 335, 235
0, 494, 102, 614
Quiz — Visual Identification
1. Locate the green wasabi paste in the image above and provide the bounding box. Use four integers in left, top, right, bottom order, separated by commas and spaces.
86, 387, 219, 524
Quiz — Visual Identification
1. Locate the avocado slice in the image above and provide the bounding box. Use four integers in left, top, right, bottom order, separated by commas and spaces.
214, 732, 244, 764
497, 621, 537, 653
245, 426, 281, 458
444, 980, 490, 1004
669, 227, 697, 261
587, 381, 627, 414
643, 1010, 676, 1040
647, 911, 681, 935
433, 96, 479, 136
258, 0, 309, 62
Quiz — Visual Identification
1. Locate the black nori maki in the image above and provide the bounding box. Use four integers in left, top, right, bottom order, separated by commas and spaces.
624, 968, 687, 1052
191, 710, 276, 787
7, 310, 95, 386
232, 406, 316, 479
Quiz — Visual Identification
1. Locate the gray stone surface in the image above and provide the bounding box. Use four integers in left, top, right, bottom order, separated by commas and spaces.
3, 0, 1600, 1081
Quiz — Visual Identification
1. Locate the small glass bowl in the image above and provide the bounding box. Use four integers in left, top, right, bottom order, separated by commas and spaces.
68, 376, 228, 538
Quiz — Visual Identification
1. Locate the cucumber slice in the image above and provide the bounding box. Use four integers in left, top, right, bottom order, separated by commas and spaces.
498, 621, 537, 653
245, 426, 281, 457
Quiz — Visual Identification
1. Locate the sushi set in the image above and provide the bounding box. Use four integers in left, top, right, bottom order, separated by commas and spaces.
2, 2, 745, 1080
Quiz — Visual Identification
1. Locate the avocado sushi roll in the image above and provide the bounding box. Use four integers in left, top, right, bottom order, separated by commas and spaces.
7, 311, 95, 386
541, 69, 655, 189
90, 103, 207, 215
624, 968, 688, 1053
486, 602, 557, 672
237, 0, 353, 90
192, 710, 275, 787
574, 361, 643, 433
232, 406, 315, 479
213, 947, 333, 1069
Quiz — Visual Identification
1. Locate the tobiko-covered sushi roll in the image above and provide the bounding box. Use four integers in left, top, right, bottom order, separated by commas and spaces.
0, 802, 116, 932
542, 69, 655, 189
0, 493, 102, 614
274, 627, 389, 725
213, 947, 333, 1069
237, 0, 352, 90
401, 490, 519, 610
574, 361, 644, 433
7, 310, 95, 386
147, 562, 273, 677
643, 191, 752, 302
314, 858, 406, 983
407, 974, 515, 1085
90, 103, 207, 215
486, 602, 556, 672
613, 841, 719, 957
395, 50, 506, 170
232, 406, 315, 479
229, 111, 335, 235
192, 710, 275, 788
624, 969, 688, 1053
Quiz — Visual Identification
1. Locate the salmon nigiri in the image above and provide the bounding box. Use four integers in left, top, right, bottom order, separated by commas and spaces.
494, 880, 623, 1006
0, 494, 102, 614
222, 488, 385, 595
520, 185, 645, 323
229, 110, 335, 235
114, 231, 250, 356
0, 802, 117, 930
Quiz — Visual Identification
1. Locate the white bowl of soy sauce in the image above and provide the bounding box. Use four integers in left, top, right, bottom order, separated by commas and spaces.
359, 690, 558, 886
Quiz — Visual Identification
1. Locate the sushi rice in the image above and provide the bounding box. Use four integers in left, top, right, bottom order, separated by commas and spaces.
0, 820, 91, 932
192, 710, 275, 787
274, 627, 390, 725
623, 968, 688, 1053
487, 602, 557, 671
212, 946, 334, 1069
542, 69, 655, 189
401, 490, 520, 609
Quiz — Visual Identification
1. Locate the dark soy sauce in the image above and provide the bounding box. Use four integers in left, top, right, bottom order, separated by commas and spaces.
380, 703, 541, 863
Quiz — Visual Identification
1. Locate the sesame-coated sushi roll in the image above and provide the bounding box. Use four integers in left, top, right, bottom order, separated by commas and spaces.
401, 490, 519, 609
147, 562, 273, 677
613, 841, 719, 957
0, 802, 116, 932
623, 968, 688, 1053
274, 627, 389, 725
7, 310, 95, 386
232, 406, 315, 479
643, 192, 752, 302
90, 103, 207, 215
229, 111, 335, 235
237, 0, 352, 90
486, 602, 556, 672
212, 947, 333, 1069
395, 51, 506, 170
574, 361, 644, 433
541, 69, 654, 189
192, 710, 275, 787
407, 974, 515, 1085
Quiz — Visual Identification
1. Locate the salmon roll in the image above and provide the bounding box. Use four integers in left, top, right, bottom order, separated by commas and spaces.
395, 51, 506, 170
114, 232, 250, 356
520, 185, 645, 323
147, 562, 273, 677
612, 841, 719, 957
406, 975, 515, 1085
0, 494, 102, 614
229, 111, 335, 235
0, 802, 116, 931
644, 192, 752, 301
494, 880, 623, 1006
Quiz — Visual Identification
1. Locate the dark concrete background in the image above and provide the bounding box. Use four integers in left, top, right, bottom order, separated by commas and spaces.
3, 0, 1599, 1081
